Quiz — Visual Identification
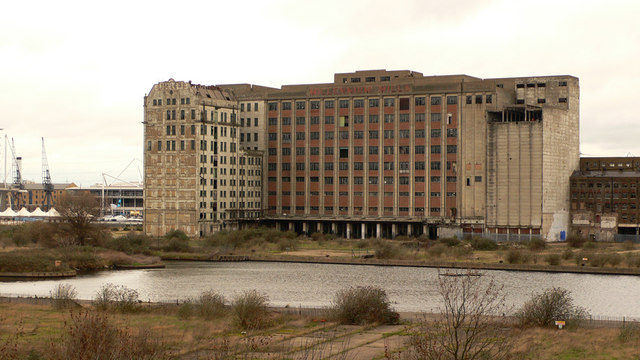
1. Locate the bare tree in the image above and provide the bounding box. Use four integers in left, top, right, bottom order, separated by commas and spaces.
400, 270, 512, 360
57, 191, 101, 246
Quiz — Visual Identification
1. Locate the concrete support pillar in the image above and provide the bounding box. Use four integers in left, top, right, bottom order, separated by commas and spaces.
318, 222, 322, 233
376, 223, 381, 239
289, 222, 294, 231
407, 224, 413, 237
303, 222, 308, 236
346, 223, 352, 239
392, 224, 397, 239
361, 223, 366, 240
423, 224, 428, 237
331, 222, 336, 234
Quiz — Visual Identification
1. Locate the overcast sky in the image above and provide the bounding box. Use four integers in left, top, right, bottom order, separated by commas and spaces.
1, 0, 638, 186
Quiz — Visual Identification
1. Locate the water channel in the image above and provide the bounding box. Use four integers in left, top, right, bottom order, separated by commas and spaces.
2, 261, 640, 318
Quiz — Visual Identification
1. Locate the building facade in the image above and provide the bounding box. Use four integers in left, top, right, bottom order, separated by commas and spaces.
145, 70, 579, 240
68, 182, 144, 217
1, 182, 76, 211
570, 157, 640, 241
144, 80, 264, 237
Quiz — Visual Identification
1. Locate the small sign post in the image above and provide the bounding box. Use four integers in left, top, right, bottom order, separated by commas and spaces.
555, 320, 565, 329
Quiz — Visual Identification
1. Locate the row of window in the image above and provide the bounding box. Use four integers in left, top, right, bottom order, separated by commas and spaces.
268, 113, 455, 126
267, 175, 457, 184
267, 95, 476, 111
269, 190, 456, 198
240, 103, 259, 112
239, 118, 259, 127
267, 144, 457, 156
152, 97, 191, 106
273, 206, 441, 214
271, 160, 458, 171
515, 80, 568, 88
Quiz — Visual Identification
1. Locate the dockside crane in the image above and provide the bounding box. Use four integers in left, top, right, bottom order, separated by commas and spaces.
9, 138, 24, 209
42, 138, 54, 211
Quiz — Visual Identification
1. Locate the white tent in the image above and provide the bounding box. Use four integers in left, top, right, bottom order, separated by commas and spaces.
47, 208, 60, 217
0, 208, 17, 217
16, 207, 31, 217
31, 207, 48, 217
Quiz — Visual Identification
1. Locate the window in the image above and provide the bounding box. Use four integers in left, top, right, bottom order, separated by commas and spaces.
296, 116, 305, 125
486, 95, 492, 104
325, 131, 334, 140
399, 177, 409, 185
296, 101, 305, 110
537, 98, 546, 104
399, 130, 410, 138
415, 162, 425, 170
354, 131, 364, 139
431, 176, 440, 182
366, 76, 376, 82
325, 147, 334, 155
296, 132, 305, 140
431, 192, 440, 197
296, 147, 305, 155
296, 162, 305, 170
297, 177, 305, 183
559, 98, 568, 103
369, 146, 378, 154
446, 96, 457, 105
339, 116, 349, 127
369, 130, 379, 139
415, 113, 425, 122
354, 146, 363, 154
415, 129, 425, 138
384, 162, 394, 170
447, 176, 457, 183
447, 129, 457, 137
399, 162, 409, 172
325, 177, 333, 184
559, 80, 567, 86
339, 147, 349, 158
310, 162, 319, 171
281, 102, 291, 110
282, 163, 290, 171
431, 129, 441, 138
339, 100, 349, 108
384, 146, 394, 155
447, 145, 457, 154
354, 162, 363, 170
350, 77, 360, 83
431, 145, 441, 154
384, 98, 394, 107
354, 176, 363, 184
310, 116, 320, 124
431, 113, 441, 122
475, 95, 482, 104
431, 161, 441, 170
475, 176, 482, 182
399, 114, 409, 122
369, 99, 379, 107
381, 76, 390, 81
431, 96, 441, 105
369, 114, 379, 123
354, 99, 364, 108
353, 115, 364, 123
268, 102, 277, 111
415, 97, 425, 106
369, 162, 379, 170
466, 96, 472, 104
282, 147, 291, 156
384, 114, 394, 123
415, 145, 425, 154
310, 131, 320, 140
325, 116, 334, 124
268, 133, 277, 141
384, 176, 394, 184
369, 176, 378, 184
384, 130, 394, 139
325, 100, 334, 109
282, 133, 291, 142
268, 118, 277, 125
310, 147, 319, 155
311, 101, 320, 109
339, 177, 348, 184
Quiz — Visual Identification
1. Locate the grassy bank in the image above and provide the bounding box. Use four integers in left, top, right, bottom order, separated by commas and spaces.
1, 300, 639, 359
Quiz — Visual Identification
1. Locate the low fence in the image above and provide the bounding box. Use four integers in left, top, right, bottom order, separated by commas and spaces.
615, 234, 640, 243
450, 232, 541, 243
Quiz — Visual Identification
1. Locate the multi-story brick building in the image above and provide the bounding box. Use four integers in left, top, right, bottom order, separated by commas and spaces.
570, 157, 640, 241
145, 70, 579, 240
143, 80, 264, 237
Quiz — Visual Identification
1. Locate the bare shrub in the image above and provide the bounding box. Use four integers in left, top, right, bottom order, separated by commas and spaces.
562, 248, 574, 260
49, 310, 167, 360
544, 253, 561, 266
623, 240, 635, 251
618, 322, 640, 344
177, 300, 195, 319
427, 243, 447, 257
93, 283, 141, 313
400, 270, 511, 360
469, 238, 497, 251
331, 286, 399, 325
566, 233, 586, 248
232, 290, 269, 330
198, 290, 226, 320
506, 249, 525, 264
527, 238, 547, 251
439, 237, 460, 247
50, 283, 78, 310
516, 287, 588, 328
374, 241, 403, 259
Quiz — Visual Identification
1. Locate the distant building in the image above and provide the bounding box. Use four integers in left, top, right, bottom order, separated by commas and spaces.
570, 157, 640, 241
67, 182, 144, 217
1, 182, 76, 211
